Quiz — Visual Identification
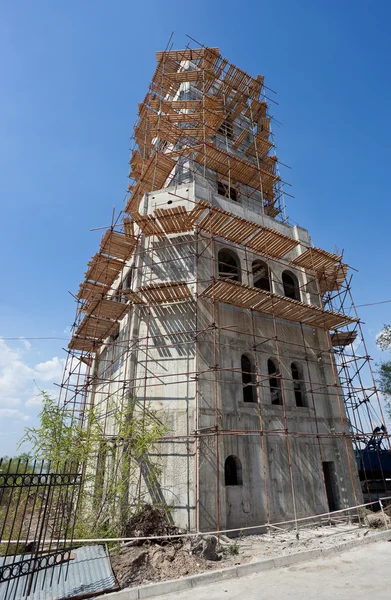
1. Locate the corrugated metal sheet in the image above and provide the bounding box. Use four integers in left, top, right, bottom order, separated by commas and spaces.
0, 544, 118, 600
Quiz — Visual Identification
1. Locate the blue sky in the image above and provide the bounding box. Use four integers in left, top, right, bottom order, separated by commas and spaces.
1, 0, 391, 455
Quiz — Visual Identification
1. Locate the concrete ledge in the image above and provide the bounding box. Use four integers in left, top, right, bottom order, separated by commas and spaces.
138, 578, 193, 599
98, 529, 391, 600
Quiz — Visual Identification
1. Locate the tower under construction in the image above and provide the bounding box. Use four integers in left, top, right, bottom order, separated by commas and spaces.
62, 44, 389, 533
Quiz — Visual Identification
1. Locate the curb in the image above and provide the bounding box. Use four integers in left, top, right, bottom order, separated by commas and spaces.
100, 529, 391, 600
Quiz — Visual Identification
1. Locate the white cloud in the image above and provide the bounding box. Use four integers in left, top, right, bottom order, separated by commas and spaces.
35, 357, 65, 382
0, 409, 30, 422
25, 387, 58, 407
19, 338, 32, 352
0, 339, 36, 407
25, 395, 43, 407
0, 339, 66, 419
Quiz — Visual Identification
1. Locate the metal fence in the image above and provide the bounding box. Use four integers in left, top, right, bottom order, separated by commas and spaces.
0, 458, 82, 599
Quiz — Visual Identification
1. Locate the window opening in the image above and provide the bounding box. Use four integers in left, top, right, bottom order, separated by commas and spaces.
291, 362, 306, 407
282, 271, 301, 301
218, 116, 233, 139
241, 354, 256, 403
124, 268, 134, 291
268, 358, 282, 405
252, 260, 271, 291
217, 180, 238, 202
218, 249, 241, 282
224, 455, 243, 485
322, 461, 340, 512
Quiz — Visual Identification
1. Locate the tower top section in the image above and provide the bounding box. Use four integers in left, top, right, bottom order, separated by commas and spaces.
126, 46, 284, 220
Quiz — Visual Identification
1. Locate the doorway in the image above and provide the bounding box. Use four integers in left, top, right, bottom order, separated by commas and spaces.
322, 461, 340, 512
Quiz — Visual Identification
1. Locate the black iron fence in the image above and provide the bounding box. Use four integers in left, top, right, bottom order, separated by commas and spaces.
0, 458, 82, 599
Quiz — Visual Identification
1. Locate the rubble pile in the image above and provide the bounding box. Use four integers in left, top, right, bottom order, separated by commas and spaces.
111, 505, 226, 589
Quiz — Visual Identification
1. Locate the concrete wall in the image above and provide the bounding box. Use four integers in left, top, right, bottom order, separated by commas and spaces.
89, 178, 361, 533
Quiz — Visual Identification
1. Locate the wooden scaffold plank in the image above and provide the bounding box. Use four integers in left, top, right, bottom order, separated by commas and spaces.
330, 330, 358, 347
199, 278, 357, 330
132, 213, 165, 237
85, 254, 124, 286
68, 337, 99, 353
318, 264, 349, 294
75, 315, 119, 341
155, 206, 193, 234
138, 281, 192, 304
82, 298, 129, 321
246, 227, 299, 259
77, 280, 108, 301
291, 247, 342, 272
100, 230, 136, 261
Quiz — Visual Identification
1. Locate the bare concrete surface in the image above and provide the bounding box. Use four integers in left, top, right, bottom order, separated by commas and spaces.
147, 540, 391, 600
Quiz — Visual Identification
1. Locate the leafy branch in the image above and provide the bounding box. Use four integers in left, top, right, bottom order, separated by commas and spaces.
18, 391, 168, 538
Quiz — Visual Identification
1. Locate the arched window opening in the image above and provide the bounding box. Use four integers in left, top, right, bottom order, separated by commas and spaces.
291, 363, 306, 407
282, 271, 301, 301
268, 359, 282, 405
241, 354, 256, 403
225, 455, 243, 486
218, 116, 233, 139
217, 180, 238, 202
218, 249, 241, 282
252, 260, 271, 291
113, 282, 125, 304
124, 268, 134, 291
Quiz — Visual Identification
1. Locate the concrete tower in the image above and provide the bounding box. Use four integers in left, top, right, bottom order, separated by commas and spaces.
68, 47, 362, 532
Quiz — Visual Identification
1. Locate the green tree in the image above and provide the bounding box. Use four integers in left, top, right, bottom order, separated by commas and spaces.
18, 391, 168, 538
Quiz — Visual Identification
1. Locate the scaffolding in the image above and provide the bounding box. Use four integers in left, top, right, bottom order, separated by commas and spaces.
59, 41, 390, 534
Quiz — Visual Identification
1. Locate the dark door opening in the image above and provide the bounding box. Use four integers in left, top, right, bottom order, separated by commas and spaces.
322, 461, 340, 512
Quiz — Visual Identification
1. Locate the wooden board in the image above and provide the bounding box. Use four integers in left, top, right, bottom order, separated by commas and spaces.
155, 206, 193, 234
138, 281, 192, 304
85, 254, 124, 286
318, 264, 348, 294
77, 280, 108, 301
193, 142, 279, 194
68, 337, 98, 352
330, 330, 358, 347
233, 129, 248, 149
133, 213, 165, 237
76, 315, 119, 340
82, 298, 129, 321
187, 200, 210, 226
292, 247, 342, 272
123, 218, 134, 237
120, 289, 145, 304
155, 48, 220, 62
126, 152, 176, 215
200, 278, 356, 330
100, 230, 136, 261
246, 227, 299, 258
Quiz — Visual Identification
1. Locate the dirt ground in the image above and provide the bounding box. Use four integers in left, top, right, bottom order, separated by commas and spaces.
110, 508, 390, 589
111, 539, 247, 588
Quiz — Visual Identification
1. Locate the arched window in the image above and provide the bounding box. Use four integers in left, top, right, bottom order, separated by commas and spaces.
112, 282, 125, 304
241, 354, 256, 403
124, 268, 134, 291
217, 180, 238, 202
252, 260, 271, 291
282, 271, 301, 301
291, 363, 306, 407
218, 249, 241, 282
225, 455, 243, 486
268, 359, 282, 405
218, 116, 233, 139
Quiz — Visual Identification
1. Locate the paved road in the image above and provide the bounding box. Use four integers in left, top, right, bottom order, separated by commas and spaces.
152, 540, 391, 599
